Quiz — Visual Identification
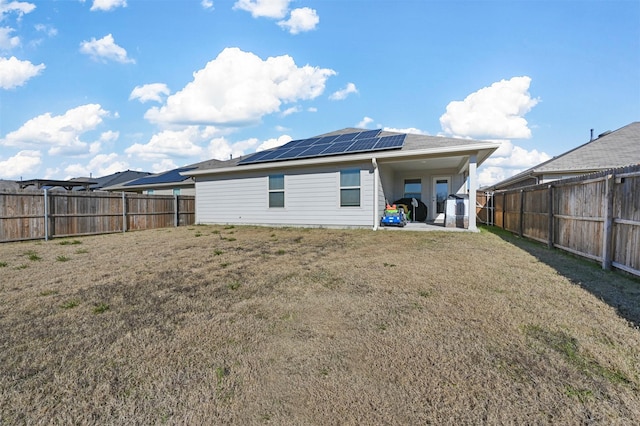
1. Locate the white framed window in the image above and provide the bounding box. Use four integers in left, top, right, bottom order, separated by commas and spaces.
340, 169, 360, 207
268, 174, 285, 208
404, 178, 421, 200
146, 189, 154, 195
172, 188, 181, 195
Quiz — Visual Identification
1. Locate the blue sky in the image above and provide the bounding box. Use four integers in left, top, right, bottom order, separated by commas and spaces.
1, 0, 638, 186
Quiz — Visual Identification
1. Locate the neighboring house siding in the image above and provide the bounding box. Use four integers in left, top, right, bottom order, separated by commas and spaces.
140, 188, 195, 196
195, 163, 375, 227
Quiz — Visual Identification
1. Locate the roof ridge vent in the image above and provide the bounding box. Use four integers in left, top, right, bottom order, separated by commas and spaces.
598, 130, 612, 138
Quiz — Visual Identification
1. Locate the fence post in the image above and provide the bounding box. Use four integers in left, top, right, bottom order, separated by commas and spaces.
602, 173, 615, 270
43, 188, 49, 241
501, 192, 506, 229
488, 192, 494, 226
122, 192, 127, 233
519, 190, 525, 238
547, 185, 554, 249
174, 195, 179, 227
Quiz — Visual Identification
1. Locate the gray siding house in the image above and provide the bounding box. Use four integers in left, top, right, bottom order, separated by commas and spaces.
184, 128, 499, 230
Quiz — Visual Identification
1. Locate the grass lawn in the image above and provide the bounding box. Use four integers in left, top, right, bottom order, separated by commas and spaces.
1, 225, 639, 424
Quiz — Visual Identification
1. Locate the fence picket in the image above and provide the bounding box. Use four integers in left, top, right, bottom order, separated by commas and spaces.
0, 191, 195, 243
477, 164, 640, 277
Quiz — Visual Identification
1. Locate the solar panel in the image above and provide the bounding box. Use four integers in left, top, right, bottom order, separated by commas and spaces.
332, 132, 360, 143
238, 129, 403, 165
274, 146, 309, 160
345, 138, 378, 152
257, 149, 288, 162
316, 135, 341, 144
320, 141, 354, 155
125, 167, 195, 186
356, 129, 381, 139
374, 134, 406, 149
295, 137, 320, 147
299, 144, 330, 157
282, 139, 305, 149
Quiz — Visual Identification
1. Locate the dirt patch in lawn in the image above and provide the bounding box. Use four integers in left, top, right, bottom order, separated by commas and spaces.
1, 225, 639, 424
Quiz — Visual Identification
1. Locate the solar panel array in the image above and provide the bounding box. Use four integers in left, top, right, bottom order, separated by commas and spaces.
124, 167, 196, 186
238, 130, 406, 165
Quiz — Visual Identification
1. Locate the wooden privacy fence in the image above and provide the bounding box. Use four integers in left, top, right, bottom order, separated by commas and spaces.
477, 164, 640, 277
0, 190, 195, 242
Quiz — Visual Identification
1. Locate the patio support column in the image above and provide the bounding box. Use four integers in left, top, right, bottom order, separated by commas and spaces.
372, 158, 379, 231
468, 154, 478, 231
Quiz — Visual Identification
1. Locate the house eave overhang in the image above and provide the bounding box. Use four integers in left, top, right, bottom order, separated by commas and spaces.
182, 142, 501, 177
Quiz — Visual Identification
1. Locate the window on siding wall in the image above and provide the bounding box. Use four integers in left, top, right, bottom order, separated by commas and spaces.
147, 189, 154, 195
173, 188, 181, 195
340, 169, 360, 207
404, 179, 421, 200
268, 174, 285, 208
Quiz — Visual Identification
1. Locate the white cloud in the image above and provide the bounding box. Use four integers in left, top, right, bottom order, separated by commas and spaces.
145, 47, 335, 126
90, 0, 127, 12
205, 134, 292, 161
207, 137, 253, 161
79, 34, 134, 64
257, 134, 292, 151
34, 23, 57, 37
233, 0, 290, 19
0, 0, 36, 19
0, 26, 19, 50
64, 153, 129, 179
99, 130, 119, 143
201, 0, 214, 10
477, 140, 551, 187
0, 56, 44, 89
383, 127, 428, 135
329, 82, 357, 101
483, 140, 550, 168
151, 158, 178, 173
307, 107, 317, 112
281, 105, 301, 116
357, 116, 375, 128
0, 104, 109, 156
278, 7, 319, 34
0, 150, 41, 179
129, 83, 170, 103
125, 127, 207, 161
440, 76, 539, 139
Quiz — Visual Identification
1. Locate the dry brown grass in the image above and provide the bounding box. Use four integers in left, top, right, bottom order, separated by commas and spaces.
1, 225, 639, 425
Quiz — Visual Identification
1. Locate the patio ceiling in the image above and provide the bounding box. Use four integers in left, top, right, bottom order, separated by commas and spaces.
379, 153, 471, 173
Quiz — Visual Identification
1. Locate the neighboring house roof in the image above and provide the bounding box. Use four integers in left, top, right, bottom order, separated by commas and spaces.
17, 178, 97, 191
102, 158, 225, 192
486, 122, 640, 190
123, 167, 196, 187
0, 180, 21, 191
71, 170, 153, 191
184, 128, 499, 177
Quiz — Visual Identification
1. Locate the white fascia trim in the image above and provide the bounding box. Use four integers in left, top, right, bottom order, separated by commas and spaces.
182, 142, 501, 177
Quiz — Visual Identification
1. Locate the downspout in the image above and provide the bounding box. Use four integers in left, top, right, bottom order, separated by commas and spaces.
372, 157, 379, 231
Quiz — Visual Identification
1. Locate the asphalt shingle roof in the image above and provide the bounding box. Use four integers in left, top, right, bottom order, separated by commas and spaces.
535, 122, 640, 173
487, 122, 640, 190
